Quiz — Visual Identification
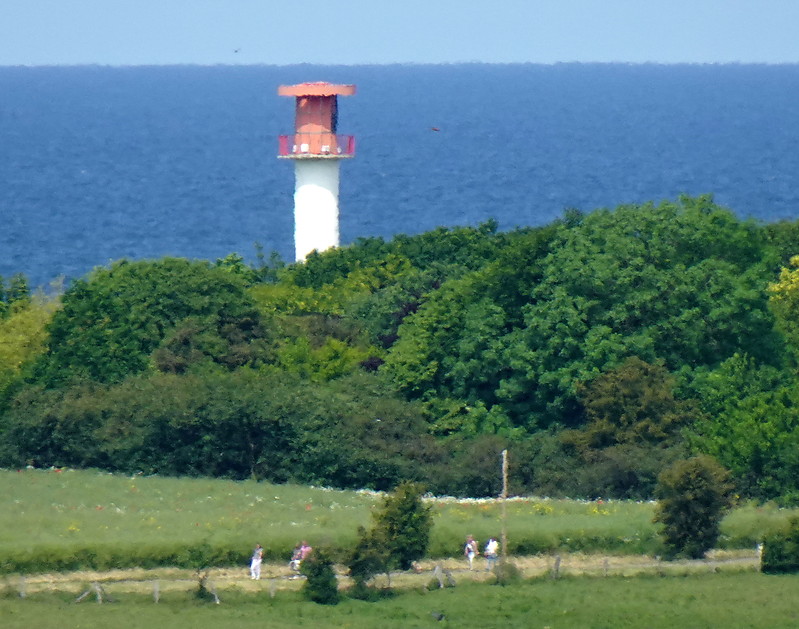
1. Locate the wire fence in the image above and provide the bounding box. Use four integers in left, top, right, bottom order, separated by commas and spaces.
2, 551, 761, 604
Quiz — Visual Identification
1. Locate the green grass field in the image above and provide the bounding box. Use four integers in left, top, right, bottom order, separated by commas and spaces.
3, 467, 798, 628
2, 572, 799, 629
1, 468, 793, 574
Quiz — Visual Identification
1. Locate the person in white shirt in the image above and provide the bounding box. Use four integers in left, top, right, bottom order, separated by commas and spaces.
250, 543, 264, 580
484, 537, 499, 571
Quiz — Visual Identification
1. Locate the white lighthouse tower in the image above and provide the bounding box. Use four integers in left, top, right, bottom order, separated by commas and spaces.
278, 82, 356, 262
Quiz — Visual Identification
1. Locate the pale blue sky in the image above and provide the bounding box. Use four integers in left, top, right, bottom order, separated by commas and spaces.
2, 0, 799, 66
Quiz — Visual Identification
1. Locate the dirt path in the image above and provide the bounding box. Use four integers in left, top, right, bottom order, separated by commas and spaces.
4, 549, 759, 598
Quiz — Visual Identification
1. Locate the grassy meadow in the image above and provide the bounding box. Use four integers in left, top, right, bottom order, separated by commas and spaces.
3, 468, 798, 628
1, 468, 794, 574
2, 573, 799, 629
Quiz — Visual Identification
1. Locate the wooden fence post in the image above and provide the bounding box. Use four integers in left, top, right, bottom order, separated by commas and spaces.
501, 449, 508, 563
433, 565, 445, 589
551, 555, 561, 579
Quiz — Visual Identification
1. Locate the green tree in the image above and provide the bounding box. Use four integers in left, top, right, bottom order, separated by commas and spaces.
388, 221, 503, 271
274, 334, 378, 383
33, 258, 268, 387
382, 197, 777, 434
681, 352, 788, 420
373, 481, 433, 570
0, 382, 106, 468
768, 254, 799, 359
292, 373, 444, 491
762, 516, 799, 574
214, 252, 260, 285
570, 357, 694, 448
382, 272, 508, 406
285, 221, 502, 291
0, 369, 300, 479
0, 295, 58, 399
439, 434, 509, 497
149, 369, 298, 480
496, 196, 779, 429
689, 385, 799, 501
300, 548, 340, 605
252, 253, 413, 319
344, 265, 437, 351
0, 273, 32, 318
762, 218, 799, 268
347, 482, 433, 587
686, 354, 799, 501
558, 357, 693, 500
347, 526, 390, 591
380, 226, 554, 433
653, 455, 733, 559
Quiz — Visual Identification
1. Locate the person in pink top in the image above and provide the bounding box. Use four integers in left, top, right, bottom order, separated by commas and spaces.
290, 540, 313, 574
464, 535, 479, 570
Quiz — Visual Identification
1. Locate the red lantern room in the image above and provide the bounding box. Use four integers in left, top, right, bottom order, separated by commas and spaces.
278, 82, 356, 158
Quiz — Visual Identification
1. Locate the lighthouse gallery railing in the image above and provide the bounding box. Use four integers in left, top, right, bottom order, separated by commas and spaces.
278, 133, 355, 158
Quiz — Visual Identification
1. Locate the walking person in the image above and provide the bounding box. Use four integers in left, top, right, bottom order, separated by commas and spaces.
299, 540, 313, 562
289, 540, 313, 578
464, 535, 479, 570
250, 543, 264, 580
289, 543, 303, 573
484, 537, 499, 571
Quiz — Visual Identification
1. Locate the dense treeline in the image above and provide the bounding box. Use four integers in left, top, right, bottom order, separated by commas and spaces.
3, 196, 799, 502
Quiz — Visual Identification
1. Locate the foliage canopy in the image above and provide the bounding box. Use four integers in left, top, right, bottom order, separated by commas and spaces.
3, 198, 799, 503
33, 258, 268, 387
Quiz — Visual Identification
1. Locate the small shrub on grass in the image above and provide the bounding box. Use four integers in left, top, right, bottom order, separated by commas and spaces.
493, 560, 522, 586
372, 481, 433, 571
0, 578, 17, 600
348, 526, 389, 588
300, 548, 340, 605
194, 570, 215, 602
509, 534, 558, 556
762, 515, 799, 574
653, 455, 733, 559
347, 481, 433, 588
425, 577, 441, 591
187, 541, 212, 570
348, 580, 395, 601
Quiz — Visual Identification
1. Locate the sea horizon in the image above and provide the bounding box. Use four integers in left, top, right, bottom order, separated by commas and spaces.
3, 62, 799, 288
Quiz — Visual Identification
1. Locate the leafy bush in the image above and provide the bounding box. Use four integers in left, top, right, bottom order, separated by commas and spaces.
347, 482, 433, 587
372, 481, 433, 570
437, 435, 508, 497
300, 548, 340, 605
33, 257, 268, 387
493, 560, 522, 586
654, 455, 733, 558
348, 526, 390, 589
762, 516, 799, 574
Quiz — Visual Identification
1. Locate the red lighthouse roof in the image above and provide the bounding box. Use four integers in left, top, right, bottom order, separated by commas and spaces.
278, 82, 356, 97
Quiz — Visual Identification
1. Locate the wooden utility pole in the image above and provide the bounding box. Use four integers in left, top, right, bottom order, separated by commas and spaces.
501, 449, 508, 561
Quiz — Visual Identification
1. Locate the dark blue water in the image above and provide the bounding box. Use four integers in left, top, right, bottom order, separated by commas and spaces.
2, 64, 799, 288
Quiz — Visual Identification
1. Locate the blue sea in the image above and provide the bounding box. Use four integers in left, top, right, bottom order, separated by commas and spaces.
2, 63, 799, 288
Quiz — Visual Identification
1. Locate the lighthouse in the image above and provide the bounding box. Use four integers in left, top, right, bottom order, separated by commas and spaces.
278, 82, 356, 262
